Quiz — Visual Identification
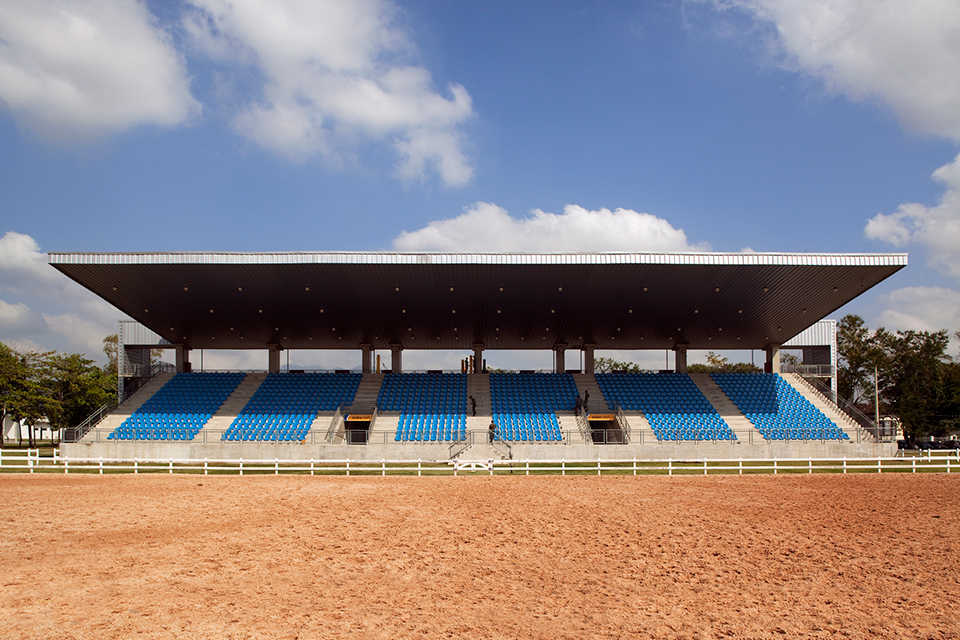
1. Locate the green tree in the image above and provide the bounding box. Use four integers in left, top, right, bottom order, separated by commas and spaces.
4, 350, 59, 447
0, 343, 31, 447
47, 353, 114, 443
103, 334, 118, 377
873, 328, 952, 440
837, 315, 879, 405
594, 357, 647, 373
688, 352, 761, 373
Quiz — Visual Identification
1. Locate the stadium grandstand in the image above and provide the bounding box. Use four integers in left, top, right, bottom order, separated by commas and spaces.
50, 250, 906, 462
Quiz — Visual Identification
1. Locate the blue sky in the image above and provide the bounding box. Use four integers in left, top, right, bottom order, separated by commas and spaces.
1, 0, 959, 369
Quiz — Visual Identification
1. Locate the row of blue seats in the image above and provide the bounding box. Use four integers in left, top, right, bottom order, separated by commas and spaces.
595, 373, 738, 442
110, 373, 244, 441
711, 374, 849, 441
222, 373, 361, 442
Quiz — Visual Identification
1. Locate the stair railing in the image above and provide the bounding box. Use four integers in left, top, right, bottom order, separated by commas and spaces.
449, 431, 473, 459
791, 375, 883, 442
574, 412, 591, 444
326, 405, 344, 443
615, 406, 631, 444
63, 402, 116, 443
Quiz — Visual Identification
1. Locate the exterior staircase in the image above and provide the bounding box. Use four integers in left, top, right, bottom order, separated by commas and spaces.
198, 373, 265, 440
781, 373, 867, 441
81, 372, 174, 441
688, 373, 757, 441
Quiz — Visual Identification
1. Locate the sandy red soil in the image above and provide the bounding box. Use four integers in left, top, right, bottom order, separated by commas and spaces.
0, 474, 958, 639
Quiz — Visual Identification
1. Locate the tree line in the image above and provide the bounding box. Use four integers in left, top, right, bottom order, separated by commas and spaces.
837, 315, 960, 441
0, 336, 118, 447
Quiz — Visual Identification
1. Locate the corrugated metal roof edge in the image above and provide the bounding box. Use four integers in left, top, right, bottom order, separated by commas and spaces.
48, 251, 909, 266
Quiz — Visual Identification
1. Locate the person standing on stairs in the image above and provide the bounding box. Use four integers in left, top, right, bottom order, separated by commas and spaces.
489, 419, 497, 443
470, 395, 476, 416
583, 389, 590, 415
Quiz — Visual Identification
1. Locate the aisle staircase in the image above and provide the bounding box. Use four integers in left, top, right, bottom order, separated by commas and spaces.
200, 373, 265, 439
688, 373, 755, 440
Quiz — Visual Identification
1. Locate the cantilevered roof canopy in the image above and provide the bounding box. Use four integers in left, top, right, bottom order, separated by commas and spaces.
49, 251, 906, 351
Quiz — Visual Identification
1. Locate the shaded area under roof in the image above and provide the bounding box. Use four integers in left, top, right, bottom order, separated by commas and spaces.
49, 251, 907, 351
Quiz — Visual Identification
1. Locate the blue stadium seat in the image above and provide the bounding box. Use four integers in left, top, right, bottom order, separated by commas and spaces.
221, 373, 361, 442
488, 373, 574, 442
379, 373, 467, 443
108, 373, 245, 441
595, 373, 737, 442
711, 373, 849, 441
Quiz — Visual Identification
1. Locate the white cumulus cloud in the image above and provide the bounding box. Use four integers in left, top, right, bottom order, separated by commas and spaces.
393, 202, 704, 252
716, 0, 960, 142
865, 153, 960, 277
184, 0, 474, 186
875, 286, 960, 352
0, 0, 199, 139
0, 299, 31, 329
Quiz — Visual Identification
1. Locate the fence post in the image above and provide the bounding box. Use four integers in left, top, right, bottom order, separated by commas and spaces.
843, 457, 847, 474
773, 458, 777, 475
526, 460, 530, 476
310, 460, 315, 476
668, 458, 672, 477
275, 459, 279, 476
703, 459, 707, 476
346, 460, 350, 477
382, 459, 386, 477
912, 458, 916, 474
596, 460, 600, 476
99, 458, 103, 475
947, 457, 951, 474
134, 459, 138, 475
738, 458, 743, 476
808, 458, 812, 475
239, 460, 243, 476
562, 459, 565, 476
633, 457, 637, 477
417, 458, 421, 477
169, 459, 173, 475
29, 453, 33, 474
64, 459, 69, 475
0, 449, 3, 468
877, 458, 882, 474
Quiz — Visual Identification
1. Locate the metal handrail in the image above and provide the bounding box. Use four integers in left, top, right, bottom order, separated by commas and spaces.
793, 375, 884, 442
781, 363, 835, 377
63, 402, 116, 443
615, 406, 631, 445
326, 406, 343, 443
574, 412, 590, 443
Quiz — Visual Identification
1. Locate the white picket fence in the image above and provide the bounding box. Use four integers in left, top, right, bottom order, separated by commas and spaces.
1, 448, 958, 476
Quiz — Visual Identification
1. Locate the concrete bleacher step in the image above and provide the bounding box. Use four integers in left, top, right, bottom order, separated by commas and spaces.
83, 372, 175, 441
618, 411, 656, 445
571, 374, 610, 412
198, 373, 266, 437
467, 373, 491, 416
688, 373, 757, 440
780, 373, 865, 441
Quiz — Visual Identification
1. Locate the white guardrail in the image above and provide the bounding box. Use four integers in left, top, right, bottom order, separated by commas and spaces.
1, 449, 958, 476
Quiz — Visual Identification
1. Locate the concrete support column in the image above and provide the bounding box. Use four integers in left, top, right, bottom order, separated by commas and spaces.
175, 345, 191, 373
553, 344, 567, 374
267, 344, 281, 374
765, 343, 781, 374
583, 344, 596, 375
674, 346, 688, 373
390, 344, 403, 373
360, 344, 373, 374
472, 343, 484, 373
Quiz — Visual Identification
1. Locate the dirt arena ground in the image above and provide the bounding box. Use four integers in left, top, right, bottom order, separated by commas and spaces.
0, 475, 958, 639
